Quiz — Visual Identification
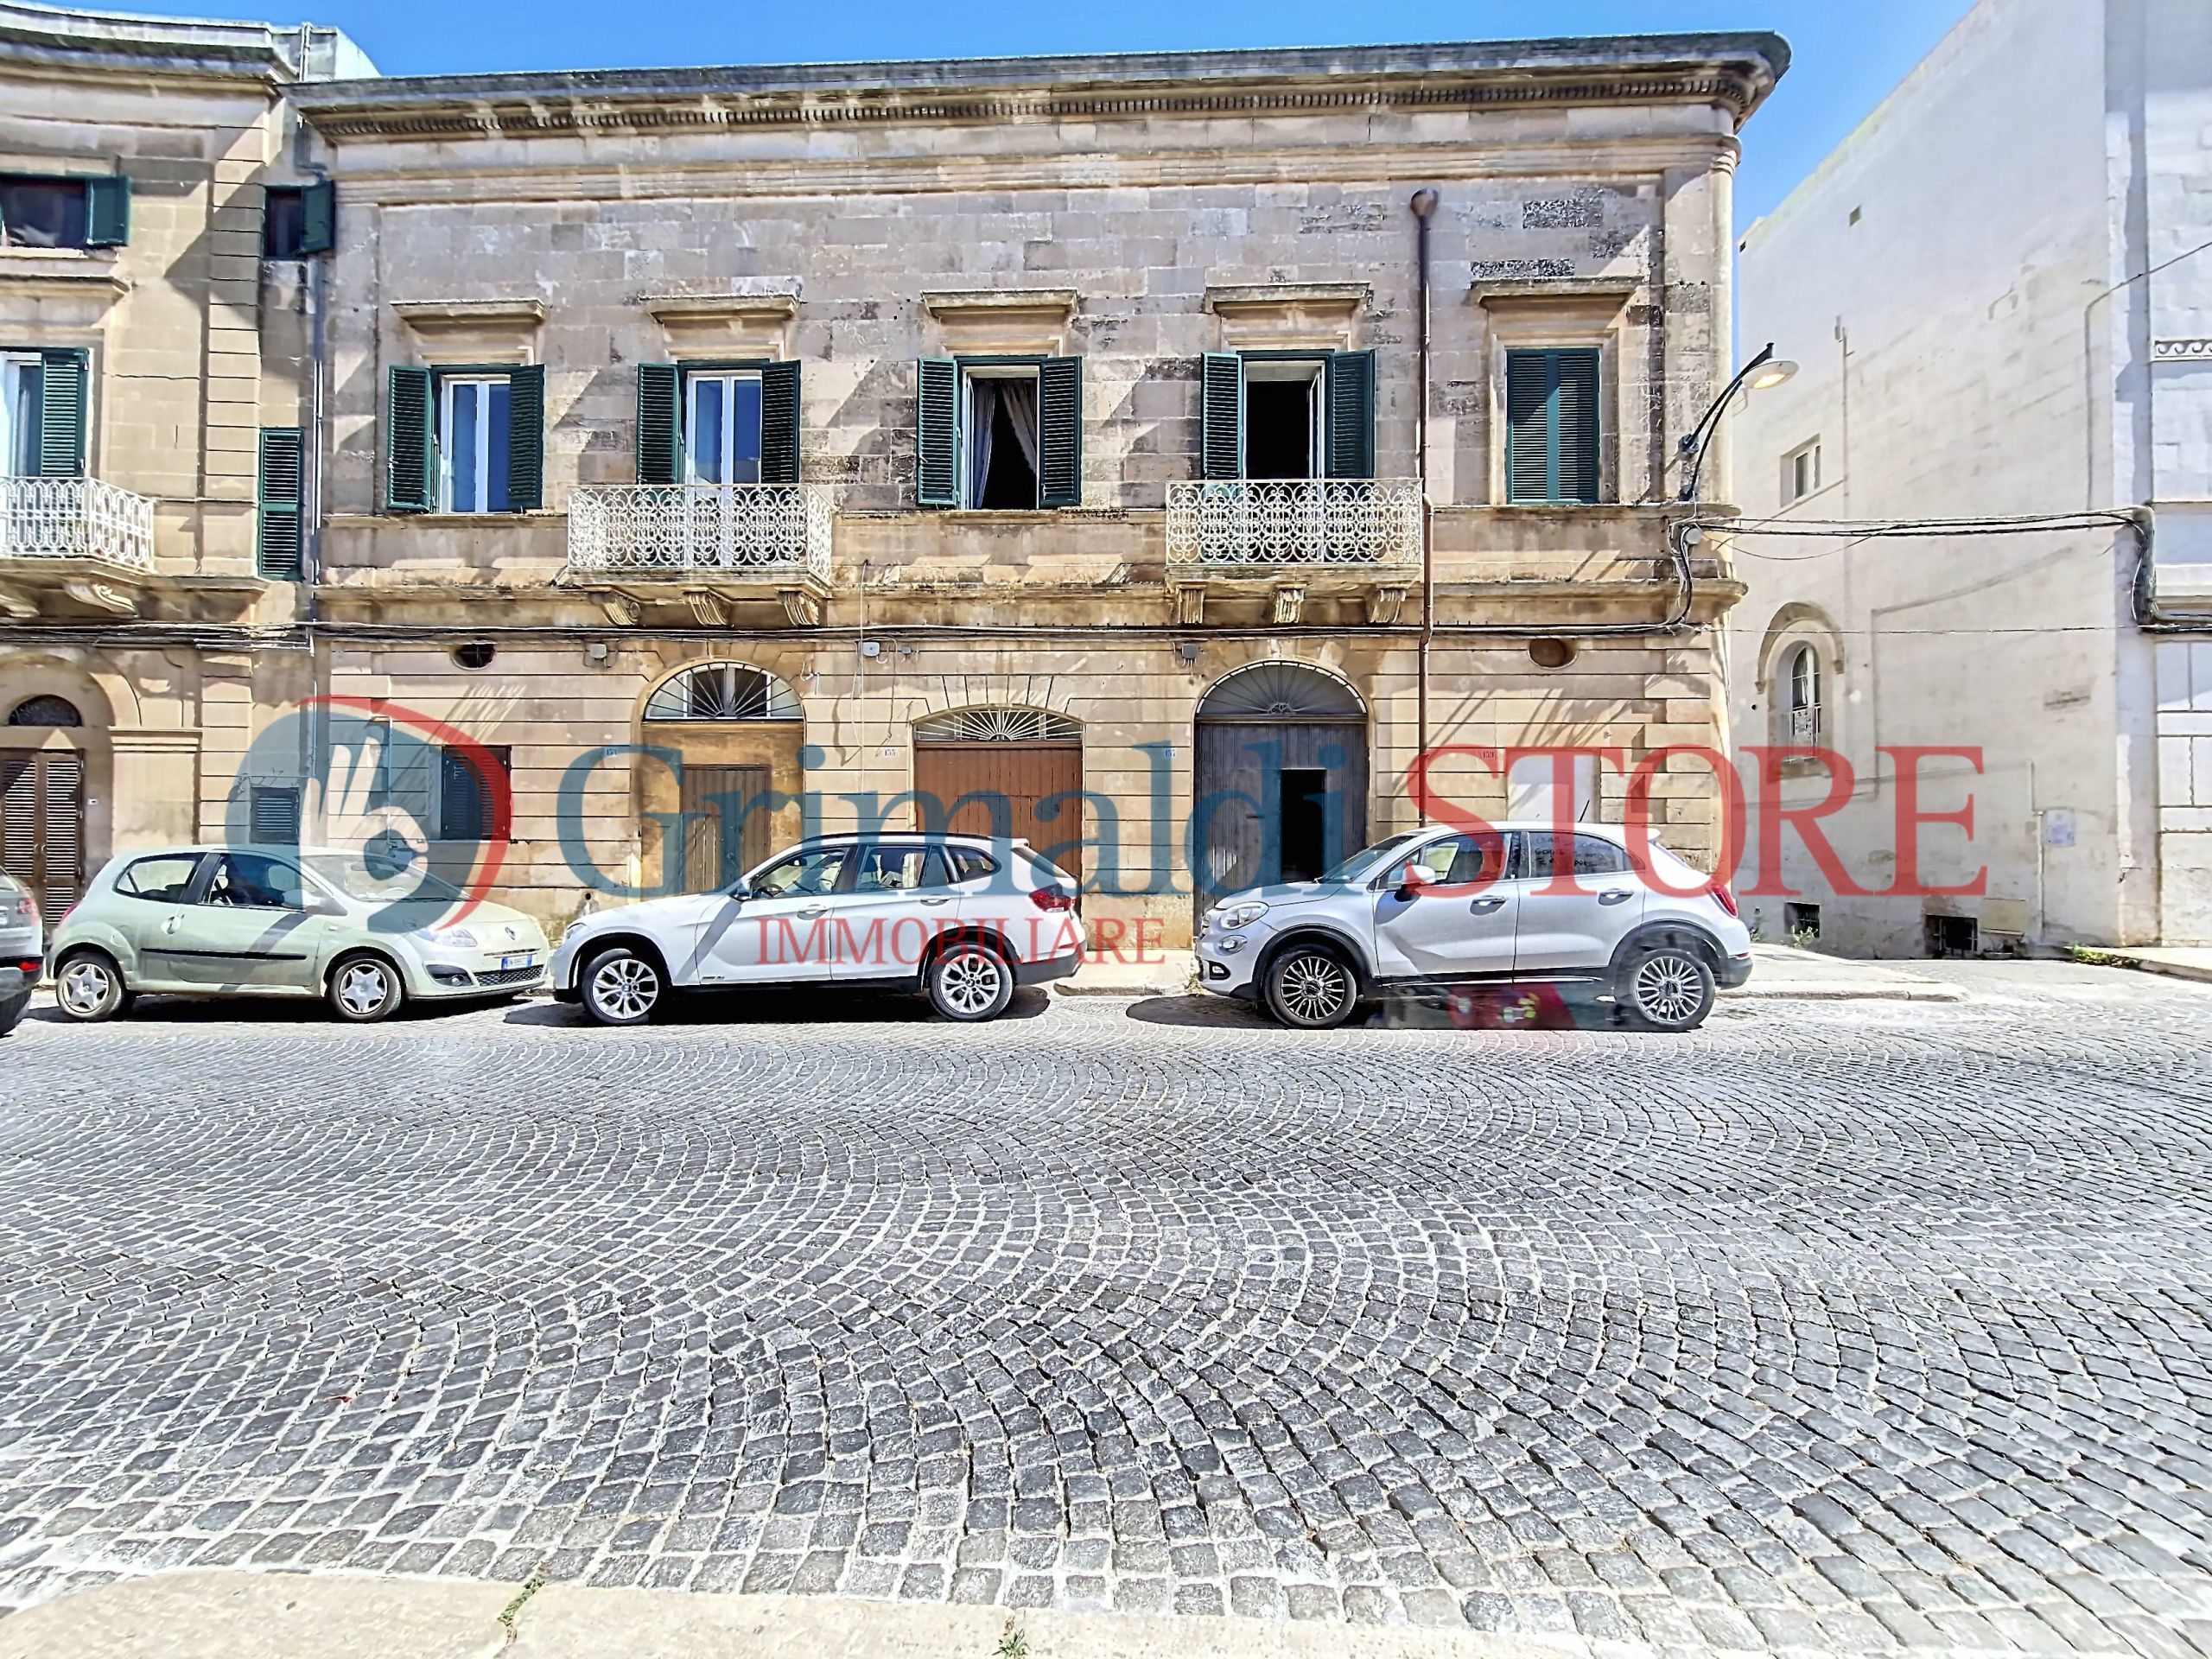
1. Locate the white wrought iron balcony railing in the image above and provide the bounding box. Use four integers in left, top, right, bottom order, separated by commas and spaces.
566, 484, 832, 581
1166, 479, 1422, 569
0, 477, 156, 570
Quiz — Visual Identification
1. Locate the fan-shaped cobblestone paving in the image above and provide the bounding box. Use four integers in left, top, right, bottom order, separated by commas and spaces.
1, 962, 2209, 1656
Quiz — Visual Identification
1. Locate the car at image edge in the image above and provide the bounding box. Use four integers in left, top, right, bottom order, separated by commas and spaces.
1194, 822, 1753, 1030
46, 845, 550, 1023
0, 871, 39, 1037
552, 832, 1084, 1025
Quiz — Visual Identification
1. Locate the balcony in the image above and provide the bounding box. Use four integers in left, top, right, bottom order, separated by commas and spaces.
0, 476, 158, 617
0, 476, 155, 569
1165, 480, 1422, 569
563, 483, 834, 626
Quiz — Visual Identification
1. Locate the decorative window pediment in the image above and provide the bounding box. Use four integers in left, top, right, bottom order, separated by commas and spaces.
1204, 283, 1370, 351
391, 297, 544, 366
921, 289, 1077, 357
644, 291, 798, 359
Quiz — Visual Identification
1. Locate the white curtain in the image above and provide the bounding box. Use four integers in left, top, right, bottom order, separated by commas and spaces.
966, 377, 1041, 504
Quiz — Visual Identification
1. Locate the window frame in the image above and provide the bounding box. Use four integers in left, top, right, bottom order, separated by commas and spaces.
200, 849, 311, 913
1237, 353, 1327, 481
435, 371, 512, 515
0, 352, 44, 479
0, 173, 90, 251
114, 853, 207, 904
435, 743, 513, 846
1503, 346, 1605, 506
957, 357, 1045, 510
681, 365, 766, 487
262, 186, 308, 259
1783, 438, 1823, 505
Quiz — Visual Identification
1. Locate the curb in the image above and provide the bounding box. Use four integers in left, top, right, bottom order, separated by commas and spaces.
0, 1571, 1675, 1659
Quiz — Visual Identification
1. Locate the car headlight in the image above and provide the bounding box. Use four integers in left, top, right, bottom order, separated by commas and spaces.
412, 925, 480, 949
1217, 901, 1270, 931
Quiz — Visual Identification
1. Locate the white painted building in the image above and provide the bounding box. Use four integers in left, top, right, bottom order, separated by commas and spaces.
1726, 0, 2212, 954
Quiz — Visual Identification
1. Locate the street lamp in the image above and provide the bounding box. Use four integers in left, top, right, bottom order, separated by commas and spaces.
1676, 342, 1798, 504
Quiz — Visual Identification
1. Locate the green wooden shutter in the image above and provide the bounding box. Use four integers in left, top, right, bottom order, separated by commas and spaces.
1325, 349, 1376, 480
256, 427, 305, 579
1554, 348, 1601, 505
636, 363, 679, 485
916, 358, 958, 508
760, 359, 801, 485
84, 175, 130, 247
505, 363, 544, 511
1506, 349, 1600, 505
35, 348, 88, 478
1200, 353, 1243, 480
299, 180, 335, 255
385, 365, 433, 512
1037, 355, 1083, 508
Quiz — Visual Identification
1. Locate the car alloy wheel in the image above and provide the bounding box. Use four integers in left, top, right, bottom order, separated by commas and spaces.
929, 944, 1013, 1021
586, 952, 660, 1025
331, 957, 401, 1022
56, 954, 124, 1021
1268, 947, 1356, 1029
1626, 946, 1713, 1032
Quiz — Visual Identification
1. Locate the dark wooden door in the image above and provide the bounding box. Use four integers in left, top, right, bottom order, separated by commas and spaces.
1192, 720, 1366, 921
912, 742, 1084, 882
680, 763, 772, 893
0, 749, 85, 923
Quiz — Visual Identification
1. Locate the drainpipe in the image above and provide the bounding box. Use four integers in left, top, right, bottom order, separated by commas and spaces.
291, 59, 331, 789
1409, 188, 1439, 824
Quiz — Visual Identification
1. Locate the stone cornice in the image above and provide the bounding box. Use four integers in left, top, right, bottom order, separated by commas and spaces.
294, 35, 1789, 143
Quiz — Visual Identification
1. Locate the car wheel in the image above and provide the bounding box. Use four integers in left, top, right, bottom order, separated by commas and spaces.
582, 946, 661, 1027
1619, 943, 1716, 1032
1262, 943, 1359, 1030
328, 954, 404, 1023
926, 940, 1014, 1022
54, 950, 130, 1022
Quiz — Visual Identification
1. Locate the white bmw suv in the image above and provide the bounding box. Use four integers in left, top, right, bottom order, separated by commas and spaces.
551, 833, 1084, 1026
1194, 823, 1752, 1031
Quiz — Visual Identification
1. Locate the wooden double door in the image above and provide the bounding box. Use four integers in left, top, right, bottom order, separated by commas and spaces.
1192, 719, 1367, 922
0, 748, 85, 924
677, 763, 775, 893
912, 741, 1084, 882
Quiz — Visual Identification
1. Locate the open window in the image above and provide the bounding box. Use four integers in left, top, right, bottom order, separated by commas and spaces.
0, 174, 128, 250
1198, 351, 1375, 481
915, 357, 1083, 509
261, 181, 334, 259
0, 348, 89, 479
1783, 439, 1822, 504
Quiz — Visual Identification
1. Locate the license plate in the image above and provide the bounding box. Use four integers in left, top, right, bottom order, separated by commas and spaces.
500, 954, 537, 971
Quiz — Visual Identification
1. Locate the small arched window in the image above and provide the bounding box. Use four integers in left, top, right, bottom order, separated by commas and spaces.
1783, 645, 1821, 744
7, 695, 82, 728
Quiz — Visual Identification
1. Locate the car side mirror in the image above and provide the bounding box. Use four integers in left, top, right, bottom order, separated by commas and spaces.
307, 895, 345, 918
724, 881, 752, 904
1397, 865, 1440, 900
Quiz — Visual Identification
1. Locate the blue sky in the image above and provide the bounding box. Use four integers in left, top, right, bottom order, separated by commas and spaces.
151, 0, 1972, 225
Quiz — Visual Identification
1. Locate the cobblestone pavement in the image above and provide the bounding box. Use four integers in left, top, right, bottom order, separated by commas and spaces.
2, 962, 2209, 1656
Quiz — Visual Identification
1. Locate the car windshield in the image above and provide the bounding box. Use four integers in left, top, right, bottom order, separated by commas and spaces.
302, 853, 467, 906
1319, 834, 1421, 885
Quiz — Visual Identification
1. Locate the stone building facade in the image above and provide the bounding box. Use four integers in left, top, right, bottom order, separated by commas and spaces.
1726, 0, 2210, 954
2, 18, 1786, 947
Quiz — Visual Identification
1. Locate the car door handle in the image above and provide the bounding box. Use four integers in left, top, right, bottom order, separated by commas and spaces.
796, 904, 828, 919
1467, 897, 1508, 914
162, 916, 181, 934
1598, 889, 1635, 906
919, 896, 952, 907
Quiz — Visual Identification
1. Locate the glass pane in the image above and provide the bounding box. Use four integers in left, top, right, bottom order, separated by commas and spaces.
486, 379, 512, 512
6, 361, 41, 478
448, 382, 480, 512
728, 378, 762, 484
0, 180, 88, 249
690, 378, 726, 483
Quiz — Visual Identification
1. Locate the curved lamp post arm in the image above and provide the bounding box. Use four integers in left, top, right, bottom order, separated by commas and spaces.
1677, 342, 1777, 505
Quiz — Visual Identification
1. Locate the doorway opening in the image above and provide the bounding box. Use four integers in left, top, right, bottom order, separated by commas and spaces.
1279, 768, 1329, 883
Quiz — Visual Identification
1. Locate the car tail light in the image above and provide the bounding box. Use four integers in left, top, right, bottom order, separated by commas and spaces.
1028, 887, 1076, 912
1709, 885, 1739, 918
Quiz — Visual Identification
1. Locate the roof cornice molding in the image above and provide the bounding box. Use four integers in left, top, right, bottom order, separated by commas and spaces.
294, 35, 1789, 143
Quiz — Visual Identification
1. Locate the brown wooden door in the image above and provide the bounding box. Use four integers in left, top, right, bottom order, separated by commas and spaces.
680, 763, 773, 893
0, 749, 85, 922
1192, 719, 1367, 922
912, 742, 1084, 882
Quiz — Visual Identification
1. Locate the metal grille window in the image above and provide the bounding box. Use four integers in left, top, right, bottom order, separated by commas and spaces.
644, 663, 802, 723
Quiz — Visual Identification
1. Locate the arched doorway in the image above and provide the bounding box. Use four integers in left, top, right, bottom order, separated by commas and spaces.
2, 693, 86, 922
1193, 661, 1368, 923
912, 707, 1084, 883
639, 662, 804, 893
